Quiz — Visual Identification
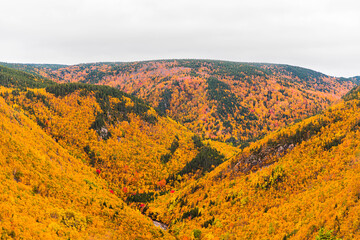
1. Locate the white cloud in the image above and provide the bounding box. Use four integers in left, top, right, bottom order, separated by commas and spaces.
0, 0, 359, 76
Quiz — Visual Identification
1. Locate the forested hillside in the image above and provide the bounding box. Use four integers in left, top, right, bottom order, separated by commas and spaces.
143, 85, 360, 239
2, 62, 360, 240
15, 60, 356, 147
0, 65, 238, 239
0, 82, 174, 238
351, 76, 360, 83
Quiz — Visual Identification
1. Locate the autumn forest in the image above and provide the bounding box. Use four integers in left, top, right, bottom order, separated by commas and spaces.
1, 60, 360, 239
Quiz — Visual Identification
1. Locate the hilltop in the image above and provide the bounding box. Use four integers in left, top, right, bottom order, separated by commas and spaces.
8, 59, 356, 147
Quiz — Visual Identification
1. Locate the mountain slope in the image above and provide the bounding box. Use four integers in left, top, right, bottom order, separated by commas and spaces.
0, 61, 67, 75
1, 65, 233, 239
2, 61, 360, 239
143, 85, 360, 239
0, 91, 174, 239
0, 64, 55, 89
351, 76, 360, 84
0, 64, 239, 203
18, 60, 357, 147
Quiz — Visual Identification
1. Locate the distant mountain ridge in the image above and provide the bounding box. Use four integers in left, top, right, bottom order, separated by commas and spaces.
351, 76, 360, 83
1, 60, 357, 147
0, 61, 67, 70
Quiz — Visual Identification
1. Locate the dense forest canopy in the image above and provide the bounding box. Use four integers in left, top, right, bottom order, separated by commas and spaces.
2, 60, 356, 147
1, 62, 360, 239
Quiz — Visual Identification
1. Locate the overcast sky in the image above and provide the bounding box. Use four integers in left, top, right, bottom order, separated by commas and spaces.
0, 0, 359, 77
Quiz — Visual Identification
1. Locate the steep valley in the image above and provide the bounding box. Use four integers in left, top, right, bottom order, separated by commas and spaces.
1, 62, 360, 239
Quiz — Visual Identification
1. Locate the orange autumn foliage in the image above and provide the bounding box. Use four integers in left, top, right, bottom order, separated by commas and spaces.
2, 62, 360, 239
0, 90, 174, 239
27, 60, 356, 147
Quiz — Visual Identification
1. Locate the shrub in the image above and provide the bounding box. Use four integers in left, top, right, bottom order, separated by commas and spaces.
193, 229, 202, 239
202, 217, 215, 228
315, 228, 341, 240
169, 137, 179, 154
126, 192, 155, 203
160, 153, 172, 164
182, 207, 201, 220
192, 135, 203, 149
60, 210, 87, 231
256, 165, 285, 190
